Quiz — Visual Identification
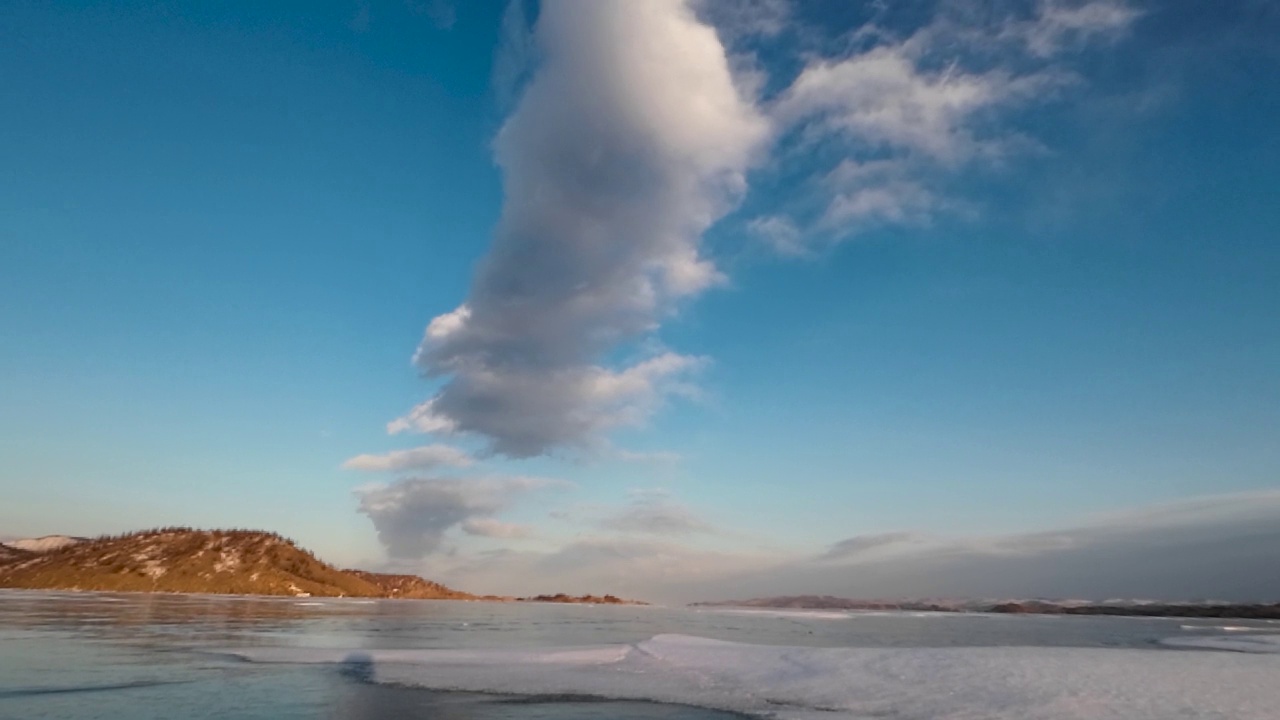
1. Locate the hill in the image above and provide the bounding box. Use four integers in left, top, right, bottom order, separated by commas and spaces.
0, 528, 467, 598
517, 593, 646, 605
0, 543, 35, 565
343, 569, 484, 600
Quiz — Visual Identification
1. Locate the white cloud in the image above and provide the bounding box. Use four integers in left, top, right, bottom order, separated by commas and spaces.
341, 444, 473, 472
397, 0, 767, 458
386, 399, 458, 436
775, 46, 1029, 165
391, 352, 707, 456
356, 475, 562, 558
423, 304, 470, 342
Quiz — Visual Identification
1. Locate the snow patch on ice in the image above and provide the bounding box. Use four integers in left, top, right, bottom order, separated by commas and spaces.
223, 633, 1280, 719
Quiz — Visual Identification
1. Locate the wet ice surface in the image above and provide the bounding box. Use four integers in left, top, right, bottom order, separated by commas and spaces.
2, 591, 1279, 719
1162, 632, 1280, 653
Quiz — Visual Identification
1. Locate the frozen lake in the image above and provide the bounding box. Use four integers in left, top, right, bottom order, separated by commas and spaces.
2, 590, 1278, 719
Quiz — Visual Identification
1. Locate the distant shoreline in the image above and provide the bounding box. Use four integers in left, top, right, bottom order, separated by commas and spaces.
695, 596, 1280, 620
0, 586, 648, 606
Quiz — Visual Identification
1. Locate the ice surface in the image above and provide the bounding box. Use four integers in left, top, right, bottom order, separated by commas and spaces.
1161, 633, 1280, 654
225, 633, 1280, 719
1178, 624, 1275, 632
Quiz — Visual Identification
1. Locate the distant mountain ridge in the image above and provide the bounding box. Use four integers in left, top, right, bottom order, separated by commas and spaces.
695, 595, 1280, 619
692, 595, 973, 612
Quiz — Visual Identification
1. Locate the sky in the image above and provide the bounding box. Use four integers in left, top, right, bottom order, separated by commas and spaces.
2, 0, 1278, 603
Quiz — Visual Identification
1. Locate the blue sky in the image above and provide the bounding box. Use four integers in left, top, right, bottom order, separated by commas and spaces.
2, 0, 1278, 601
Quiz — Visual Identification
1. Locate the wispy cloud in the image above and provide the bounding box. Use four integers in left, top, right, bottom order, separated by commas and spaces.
356, 475, 563, 558
341, 444, 473, 472
423, 536, 780, 600
606, 491, 715, 536
746, 215, 807, 257
1011, 0, 1140, 57
413, 490, 1280, 603
755, 0, 1138, 249
819, 531, 923, 561
461, 517, 533, 539
694, 0, 792, 40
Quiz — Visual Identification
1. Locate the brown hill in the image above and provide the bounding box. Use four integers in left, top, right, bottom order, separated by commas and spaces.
518, 593, 645, 605
343, 570, 481, 600
0, 528, 455, 598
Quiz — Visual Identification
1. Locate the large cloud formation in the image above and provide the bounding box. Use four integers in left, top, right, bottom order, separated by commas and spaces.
388, 0, 1138, 457
392, 0, 767, 457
